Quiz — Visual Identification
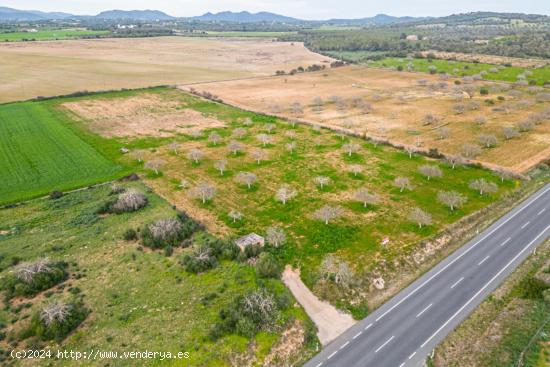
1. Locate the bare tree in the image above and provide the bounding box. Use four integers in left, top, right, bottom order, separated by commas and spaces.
437, 126, 451, 140
130, 149, 146, 163
334, 261, 354, 288
423, 113, 440, 126
144, 159, 165, 175
276, 185, 297, 204
266, 226, 286, 247
394, 177, 412, 192
478, 134, 498, 148
313, 205, 343, 225
228, 140, 244, 155
408, 207, 432, 228
348, 164, 363, 177
314, 176, 331, 189
168, 142, 180, 154
251, 149, 268, 164
418, 165, 443, 180
190, 182, 216, 203
461, 143, 482, 158
503, 127, 520, 140
15, 258, 51, 283
437, 191, 467, 211
228, 209, 243, 223
208, 132, 221, 145
342, 142, 360, 156
236, 172, 257, 189
354, 188, 379, 208
187, 148, 203, 164
256, 134, 272, 147
286, 141, 297, 154
405, 146, 416, 159
149, 218, 182, 241
40, 301, 70, 326
232, 128, 247, 139
265, 124, 276, 134
112, 189, 148, 212
474, 116, 487, 125
469, 179, 498, 196
214, 159, 228, 175
447, 154, 466, 169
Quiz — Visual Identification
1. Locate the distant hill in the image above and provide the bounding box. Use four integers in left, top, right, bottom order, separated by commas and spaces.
414, 11, 550, 25
0, 7, 73, 21
326, 13, 429, 25
95, 10, 174, 20
190, 11, 299, 23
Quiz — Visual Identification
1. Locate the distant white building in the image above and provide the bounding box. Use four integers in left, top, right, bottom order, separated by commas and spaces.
235, 233, 265, 252
406, 35, 419, 41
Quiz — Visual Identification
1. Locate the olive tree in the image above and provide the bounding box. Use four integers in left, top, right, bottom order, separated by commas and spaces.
313, 205, 343, 225
353, 188, 379, 208
418, 165, 443, 180
214, 159, 228, 175
437, 191, 467, 211
266, 226, 286, 247
276, 185, 297, 205
408, 207, 432, 228
187, 148, 203, 164
394, 177, 412, 192
144, 159, 165, 175
469, 179, 498, 196
236, 172, 257, 189
478, 134, 498, 148
190, 182, 216, 203
314, 176, 331, 189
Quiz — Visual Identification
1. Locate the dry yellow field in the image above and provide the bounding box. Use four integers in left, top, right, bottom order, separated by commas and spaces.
182, 66, 550, 172
0, 36, 332, 103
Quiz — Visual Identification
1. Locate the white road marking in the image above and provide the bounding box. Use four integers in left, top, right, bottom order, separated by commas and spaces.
327, 351, 337, 359
416, 303, 433, 318
399, 363, 405, 367
538, 208, 546, 215
408, 351, 417, 360
478, 256, 490, 266
373, 186, 549, 322
375, 336, 395, 353
315, 363, 323, 367
521, 221, 530, 229
420, 224, 550, 350
340, 341, 350, 350
500, 237, 511, 247
353, 331, 362, 339
364, 323, 373, 331
450, 277, 464, 289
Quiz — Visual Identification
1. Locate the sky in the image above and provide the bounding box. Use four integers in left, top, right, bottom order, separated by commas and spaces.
3, 0, 549, 19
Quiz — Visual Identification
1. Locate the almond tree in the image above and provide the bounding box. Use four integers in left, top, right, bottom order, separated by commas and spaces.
187, 148, 203, 164
236, 172, 257, 189
469, 179, 498, 196
144, 159, 165, 175
408, 207, 432, 228
257, 134, 272, 147
478, 134, 498, 148
232, 128, 247, 139
285, 130, 297, 140
405, 146, 416, 159
291, 101, 303, 117
353, 188, 379, 208
461, 143, 482, 158
208, 132, 221, 145
266, 226, 286, 247
243, 117, 253, 126
189, 129, 203, 139
251, 150, 268, 164
286, 141, 297, 154
228, 209, 243, 223
214, 159, 228, 175
313, 205, 343, 225
394, 177, 412, 192
437, 127, 451, 140
447, 154, 466, 169
276, 185, 297, 204
265, 124, 276, 134
130, 149, 146, 163
169, 142, 180, 154
423, 113, 440, 125
342, 142, 360, 157
228, 140, 244, 155
190, 182, 216, 203
437, 191, 467, 211
503, 127, 519, 140
314, 176, 331, 189
495, 168, 512, 182
474, 116, 487, 125
348, 164, 363, 177
312, 97, 324, 113
418, 165, 443, 180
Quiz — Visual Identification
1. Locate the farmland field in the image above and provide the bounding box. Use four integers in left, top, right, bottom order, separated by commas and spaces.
0, 101, 124, 205
0, 28, 108, 42
63, 88, 517, 314
183, 65, 550, 172
0, 37, 333, 103
0, 182, 317, 366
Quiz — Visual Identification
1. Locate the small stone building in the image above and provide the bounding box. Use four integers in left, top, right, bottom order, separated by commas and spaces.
235, 233, 265, 252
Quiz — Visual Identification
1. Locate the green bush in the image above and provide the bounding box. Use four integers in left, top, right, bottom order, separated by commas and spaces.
480, 87, 489, 95
255, 253, 281, 279
514, 277, 549, 300
122, 228, 137, 241
3, 262, 68, 300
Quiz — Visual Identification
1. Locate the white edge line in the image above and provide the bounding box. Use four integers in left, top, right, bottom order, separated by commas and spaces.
478, 255, 490, 266
420, 224, 550, 349
316, 363, 323, 367
327, 351, 337, 359
399, 363, 405, 367
353, 331, 362, 339
374, 186, 549, 322
375, 335, 395, 353
416, 303, 433, 318
521, 221, 530, 229
450, 277, 464, 289
408, 351, 417, 360
500, 237, 511, 247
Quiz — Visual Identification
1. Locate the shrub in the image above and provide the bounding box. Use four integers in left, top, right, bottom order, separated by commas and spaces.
141, 216, 198, 249
479, 87, 489, 95
255, 253, 281, 279
122, 228, 137, 241
3, 260, 68, 300
27, 300, 89, 342
110, 189, 148, 213
181, 246, 218, 273
49, 191, 64, 200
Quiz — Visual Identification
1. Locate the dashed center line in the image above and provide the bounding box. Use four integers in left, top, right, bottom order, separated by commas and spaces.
521, 221, 530, 229
353, 331, 362, 339
478, 255, 490, 266
327, 351, 337, 360
315, 363, 323, 367
399, 363, 405, 367
450, 277, 464, 289
375, 335, 394, 353
500, 237, 511, 247
538, 208, 546, 216
364, 323, 373, 331
416, 303, 433, 318
339, 341, 350, 350
408, 351, 417, 360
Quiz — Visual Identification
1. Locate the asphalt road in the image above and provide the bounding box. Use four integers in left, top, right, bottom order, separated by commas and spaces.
305, 183, 550, 367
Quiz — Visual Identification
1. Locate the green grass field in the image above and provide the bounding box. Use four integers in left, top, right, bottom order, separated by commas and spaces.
367, 57, 550, 85
0, 182, 316, 366
0, 29, 108, 42
195, 31, 297, 38
0, 101, 124, 205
